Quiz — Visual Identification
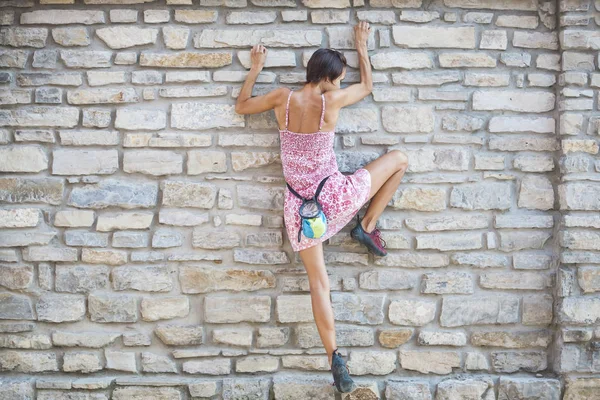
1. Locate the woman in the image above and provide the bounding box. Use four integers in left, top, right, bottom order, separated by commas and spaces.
235, 21, 408, 393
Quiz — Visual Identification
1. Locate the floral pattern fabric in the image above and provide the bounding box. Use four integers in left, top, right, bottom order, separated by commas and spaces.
279, 90, 372, 252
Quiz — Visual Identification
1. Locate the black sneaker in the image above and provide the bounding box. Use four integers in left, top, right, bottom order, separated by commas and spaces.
350, 214, 387, 257
331, 348, 356, 393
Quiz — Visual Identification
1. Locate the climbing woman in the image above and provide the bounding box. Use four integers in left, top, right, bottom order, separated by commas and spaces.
235, 21, 409, 393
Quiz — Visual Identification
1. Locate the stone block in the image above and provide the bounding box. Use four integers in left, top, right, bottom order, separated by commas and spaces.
204, 296, 271, 323
392, 26, 475, 48
52, 149, 118, 175
88, 294, 138, 323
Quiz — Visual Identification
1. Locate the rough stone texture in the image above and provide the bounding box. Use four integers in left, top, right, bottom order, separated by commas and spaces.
0, 1, 593, 395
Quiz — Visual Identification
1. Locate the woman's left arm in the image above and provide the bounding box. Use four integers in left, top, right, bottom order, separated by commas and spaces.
235, 44, 286, 115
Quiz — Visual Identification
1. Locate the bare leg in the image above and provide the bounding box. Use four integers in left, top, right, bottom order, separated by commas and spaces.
298, 242, 337, 367
361, 150, 408, 233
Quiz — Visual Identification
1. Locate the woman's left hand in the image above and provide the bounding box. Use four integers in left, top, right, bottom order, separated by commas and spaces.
250, 44, 267, 71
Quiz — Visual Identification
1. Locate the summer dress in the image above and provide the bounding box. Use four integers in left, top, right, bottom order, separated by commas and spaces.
280, 89, 372, 252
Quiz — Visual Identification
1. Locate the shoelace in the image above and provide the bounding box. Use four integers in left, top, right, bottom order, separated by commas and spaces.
370, 228, 387, 249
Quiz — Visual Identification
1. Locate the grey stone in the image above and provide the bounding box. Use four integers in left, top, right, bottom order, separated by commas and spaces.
68, 179, 158, 209
22, 246, 77, 262
115, 108, 166, 131
55, 265, 109, 294
421, 271, 473, 294
155, 324, 203, 346
559, 182, 600, 210
498, 377, 560, 400
179, 266, 275, 293
60, 50, 111, 68
518, 175, 554, 210
52, 331, 120, 348
112, 265, 173, 292
105, 350, 136, 373
35, 87, 62, 104
195, 29, 322, 48
96, 26, 158, 49
0, 265, 33, 290
440, 296, 519, 327
141, 352, 177, 373
112, 231, 149, 248
0, 293, 34, 320
21, 10, 104, 25
205, 296, 271, 323
96, 212, 152, 231
0, 231, 56, 248
112, 387, 181, 400
67, 88, 138, 105
499, 231, 552, 252
389, 299, 436, 326
162, 181, 217, 209
183, 359, 231, 375
222, 378, 270, 400
0, 351, 58, 373
63, 352, 102, 373
400, 350, 461, 374
382, 105, 434, 133
491, 351, 547, 373
385, 381, 432, 400
0, 27, 47, 48
88, 294, 138, 323
450, 182, 511, 210
36, 294, 86, 323
359, 270, 414, 290
53, 149, 118, 175
0, 106, 78, 128
141, 297, 189, 322
297, 324, 373, 348
332, 293, 385, 325
65, 230, 108, 247
392, 26, 474, 48
272, 376, 334, 400
171, 102, 244, 130
473, 90, 555, 112
0, 379, 34, 399
17, 72, 81, 87
151, 229, 183, 248
0, 50, 28, 68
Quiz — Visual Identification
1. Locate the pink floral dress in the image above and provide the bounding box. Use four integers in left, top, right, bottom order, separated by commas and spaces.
280, 89, 372, 252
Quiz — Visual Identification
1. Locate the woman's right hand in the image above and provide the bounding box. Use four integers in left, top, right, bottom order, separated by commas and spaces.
354, 21, 370, 50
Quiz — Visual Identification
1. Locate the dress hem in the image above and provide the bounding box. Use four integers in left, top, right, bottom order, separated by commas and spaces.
288, 168, 372, 253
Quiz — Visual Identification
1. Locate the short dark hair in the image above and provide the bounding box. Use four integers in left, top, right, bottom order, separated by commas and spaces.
306, 48, 347, 84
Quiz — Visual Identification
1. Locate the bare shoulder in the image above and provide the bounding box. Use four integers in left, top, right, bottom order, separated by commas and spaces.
323, 89, 345, 110
272, 87, 291, 102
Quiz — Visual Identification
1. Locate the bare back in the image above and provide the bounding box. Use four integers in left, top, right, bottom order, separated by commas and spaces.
276, 88, 340, 134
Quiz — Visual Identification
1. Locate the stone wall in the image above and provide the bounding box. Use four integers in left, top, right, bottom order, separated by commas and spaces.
0, 0, 598, 399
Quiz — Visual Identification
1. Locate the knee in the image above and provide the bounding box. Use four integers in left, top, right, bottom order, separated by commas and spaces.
390, 150, 409, 171
308, 274, 330, 294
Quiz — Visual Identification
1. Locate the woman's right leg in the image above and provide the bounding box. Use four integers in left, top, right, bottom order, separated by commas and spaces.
298, 242, 337, 367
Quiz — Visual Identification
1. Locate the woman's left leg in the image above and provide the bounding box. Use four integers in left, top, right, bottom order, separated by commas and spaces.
298, 242, 337, 367
299, 242, 356, 393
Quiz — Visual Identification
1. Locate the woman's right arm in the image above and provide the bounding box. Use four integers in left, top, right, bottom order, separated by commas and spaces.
334, 21, 373, 107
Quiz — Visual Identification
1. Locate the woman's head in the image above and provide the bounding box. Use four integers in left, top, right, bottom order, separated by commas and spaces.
306, 48, 347, 88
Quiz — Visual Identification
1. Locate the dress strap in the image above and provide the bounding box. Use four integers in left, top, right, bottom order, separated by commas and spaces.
318, 93, 325, 131
285, 89, 293, 130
